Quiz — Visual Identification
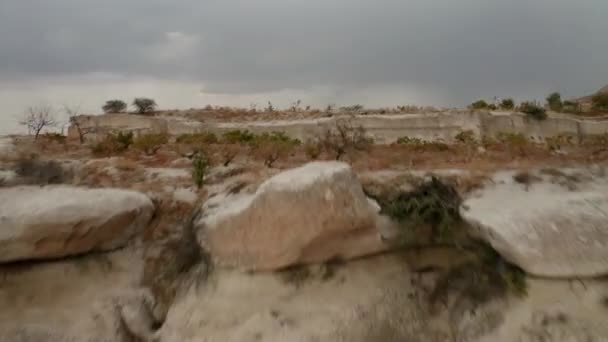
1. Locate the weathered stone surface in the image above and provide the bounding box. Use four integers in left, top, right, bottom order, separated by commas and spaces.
197, 161, 391, 271
0, 186, 154, 262
461, 171, 608, 277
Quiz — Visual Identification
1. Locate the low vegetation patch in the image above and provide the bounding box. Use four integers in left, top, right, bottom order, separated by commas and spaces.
15, 156, 72, 185
519, 101, 547, 120
176, 132, 218, 144
133, 133, 168, 155
370, 178, 527, 307
429, 243, 527, 314
592, 93, 608, 112
91, 131, 134, 155
375, 177, 462, 245
454, 130, 477, 145
396, 136, 450, 151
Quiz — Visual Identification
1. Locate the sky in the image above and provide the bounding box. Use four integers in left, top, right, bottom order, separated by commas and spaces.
1, 0, 607, 134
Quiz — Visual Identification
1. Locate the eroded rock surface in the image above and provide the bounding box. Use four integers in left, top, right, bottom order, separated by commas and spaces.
461, 169, 608, 277
197, 161, 391, 271
0, 186, 154, 263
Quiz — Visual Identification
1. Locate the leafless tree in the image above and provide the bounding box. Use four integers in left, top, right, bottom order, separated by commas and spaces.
64, 104, 93, 144
19, 105, 57, 140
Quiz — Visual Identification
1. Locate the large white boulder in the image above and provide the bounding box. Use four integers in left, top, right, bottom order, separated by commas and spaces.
0, 186, 154, 263
197, 161, 391, 271
461, 170, 608, 278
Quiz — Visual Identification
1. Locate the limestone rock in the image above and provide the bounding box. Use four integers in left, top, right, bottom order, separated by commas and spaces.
460, 171, 608, 277
0, 186, 154, 263
197, 161, 390, 271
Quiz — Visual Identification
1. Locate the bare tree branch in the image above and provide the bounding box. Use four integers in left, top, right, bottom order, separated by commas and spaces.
19, 105, 57, 140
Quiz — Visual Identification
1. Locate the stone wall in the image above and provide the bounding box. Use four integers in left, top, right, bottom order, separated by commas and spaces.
69, 111, 608, 144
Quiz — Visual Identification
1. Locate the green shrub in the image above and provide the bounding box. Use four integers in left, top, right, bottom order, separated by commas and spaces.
133, 133, 168, 155
500, 98, 515, 110
470, 100, 489, 110
546, 92, 563, 112
519, 101, 547, 120
592, 93, 608, 112
454, 130, 477, 144
222, 130, 256, 144
378, 177, 462, 244
192, 154, 209, 189
176, 132, 218, 144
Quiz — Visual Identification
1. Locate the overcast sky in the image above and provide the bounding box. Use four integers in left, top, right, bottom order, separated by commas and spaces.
1, 0, 607, 133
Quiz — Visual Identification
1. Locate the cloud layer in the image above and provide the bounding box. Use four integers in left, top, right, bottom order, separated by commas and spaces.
1, 0, 607, 133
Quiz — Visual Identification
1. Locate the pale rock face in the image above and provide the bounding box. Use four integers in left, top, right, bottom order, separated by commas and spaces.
197, 161, 391, 271
461, 170, 608, 277
0, 186, 155, 263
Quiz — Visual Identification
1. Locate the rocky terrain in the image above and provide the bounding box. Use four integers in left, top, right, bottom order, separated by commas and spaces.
1, 113, 608, 341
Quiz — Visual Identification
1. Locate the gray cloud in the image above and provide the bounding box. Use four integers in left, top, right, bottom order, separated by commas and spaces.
1, 0, 607, 114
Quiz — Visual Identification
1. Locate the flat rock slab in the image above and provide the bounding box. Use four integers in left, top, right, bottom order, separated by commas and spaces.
461, 170, 608, 278
0, 186, 154, 263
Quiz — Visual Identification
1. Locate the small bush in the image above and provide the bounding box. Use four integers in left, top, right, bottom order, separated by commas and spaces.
500, 98, 515, 110
592, 93, 608, 112
132, 98, 157, 114
252, 132, 300, 167
454, 130, 477, 144
133, 133, 168, 155
546, 92, 563, 112
377, 177, 462, 244
176, 132, 218, 144
320, 120, 372, 160
470, 100, 489, 110
15, 157, 71, 185
102, 100, 127, 113
192, 154, 209, 189
519, 101, 547, 120
91, 131, 134, 155
222, 130, 256, 144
